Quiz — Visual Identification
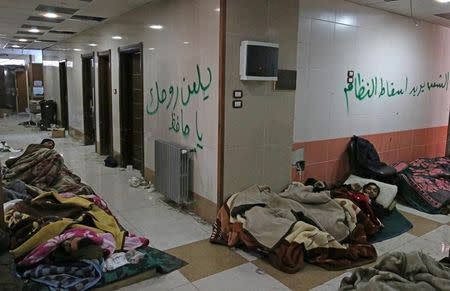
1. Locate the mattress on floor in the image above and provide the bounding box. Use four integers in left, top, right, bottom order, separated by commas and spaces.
22, 246, 187, 291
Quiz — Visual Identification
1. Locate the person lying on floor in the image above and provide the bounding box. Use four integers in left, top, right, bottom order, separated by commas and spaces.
331, 182, 390, 234
5, 138, 55, 168
3, 138, 95, 196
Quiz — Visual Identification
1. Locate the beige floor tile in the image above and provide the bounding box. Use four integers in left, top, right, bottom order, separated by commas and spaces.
252, 259, 346, 291
400, 211, 443, 237
166, 239, 248, 282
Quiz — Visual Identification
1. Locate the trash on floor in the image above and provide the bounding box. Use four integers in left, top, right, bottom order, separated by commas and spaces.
104, 156, 118, 168
51, 128, 66, 138
128, 176, 154, 190
0, 141, 21, 153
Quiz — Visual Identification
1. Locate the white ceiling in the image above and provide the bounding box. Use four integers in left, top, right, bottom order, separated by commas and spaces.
347, 0, 450, 27
0, 0, 154, 50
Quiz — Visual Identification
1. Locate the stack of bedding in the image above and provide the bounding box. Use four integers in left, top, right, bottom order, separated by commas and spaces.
1, 142, 185, 290
210, 183, 378, 273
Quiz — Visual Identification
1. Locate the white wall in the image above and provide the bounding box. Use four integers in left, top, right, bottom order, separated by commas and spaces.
43, 0, 220, 203
223, 0, 298, 198
294, 0, 450, 142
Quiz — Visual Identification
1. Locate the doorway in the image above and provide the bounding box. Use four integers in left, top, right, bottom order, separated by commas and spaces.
118, 43, 144, 173
81, 53, 96, 146
59, 61, 68, 129
16, 69, 28, 112
97, 50, 113, 155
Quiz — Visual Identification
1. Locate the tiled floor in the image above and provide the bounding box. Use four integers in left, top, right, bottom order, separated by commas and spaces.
1, 114, 449, 290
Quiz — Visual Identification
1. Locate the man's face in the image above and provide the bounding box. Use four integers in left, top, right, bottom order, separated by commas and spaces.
42, 141, 54, 149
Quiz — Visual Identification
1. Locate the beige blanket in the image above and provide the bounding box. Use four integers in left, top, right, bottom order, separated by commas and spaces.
228, 183, 357, 249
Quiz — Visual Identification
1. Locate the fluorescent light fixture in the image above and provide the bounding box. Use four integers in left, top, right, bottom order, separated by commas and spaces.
112, 35, 122, 40
18, 38, 28, 42
43, 60, 59, 67
11, 45, 20, 48
435, 0, 450, 2
88, 43, 97, 47
0, 59, 25, 65
73, 48, 82, 51
28, 28, 40, 33
148, 47, 155, 50
214, 8, 220, 12
149, 25, 163, 30
43, 12, 59, 18
183, 41, 190, 44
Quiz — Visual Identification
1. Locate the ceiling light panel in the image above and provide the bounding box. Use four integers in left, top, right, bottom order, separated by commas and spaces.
49, 30, 76, 35
21, 24, 53, 30
35, 5, 79, 15
28, 16, 64, 23
70, 15, 106, 22
149, 24, 163, 30
16, 30, 45, 35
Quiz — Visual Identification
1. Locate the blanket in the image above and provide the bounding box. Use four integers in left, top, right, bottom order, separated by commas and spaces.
21, 259, 103, 291
211, 184, 377, 273
340, 251, 450, 291
7, 191, 127, 258
397, 157, 450, 214
4, 144, 94, 196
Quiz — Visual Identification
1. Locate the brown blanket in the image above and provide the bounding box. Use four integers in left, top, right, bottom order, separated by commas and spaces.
4, 144, 94, 196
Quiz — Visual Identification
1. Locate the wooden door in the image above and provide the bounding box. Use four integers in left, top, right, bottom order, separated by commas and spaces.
98, 51, 113, 155
16, 70, 28, 112
59, 62, 68, 129
119, 44, 144, 173
130, 52, 144, 171
82, 55, 96, 145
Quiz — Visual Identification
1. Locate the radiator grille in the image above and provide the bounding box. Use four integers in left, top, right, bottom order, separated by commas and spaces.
155, 140, 191, 204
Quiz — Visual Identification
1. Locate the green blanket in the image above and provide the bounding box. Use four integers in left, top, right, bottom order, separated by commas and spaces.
368, 208, 412, 243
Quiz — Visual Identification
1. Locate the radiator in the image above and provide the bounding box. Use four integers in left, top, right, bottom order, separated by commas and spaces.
155, 139, 192, 204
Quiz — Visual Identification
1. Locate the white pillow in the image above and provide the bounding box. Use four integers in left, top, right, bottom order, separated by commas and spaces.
344, 174, 397, 209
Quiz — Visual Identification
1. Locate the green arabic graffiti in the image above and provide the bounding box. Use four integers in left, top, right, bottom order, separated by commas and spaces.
146, 64, 212, 150
344, 72, 449, 113
146, 64, 212, 115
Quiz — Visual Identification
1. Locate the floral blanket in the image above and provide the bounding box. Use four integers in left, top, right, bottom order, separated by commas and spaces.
397, 157, 450, 214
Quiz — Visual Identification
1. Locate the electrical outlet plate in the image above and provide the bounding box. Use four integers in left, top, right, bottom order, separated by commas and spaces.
291, 148, 304, 165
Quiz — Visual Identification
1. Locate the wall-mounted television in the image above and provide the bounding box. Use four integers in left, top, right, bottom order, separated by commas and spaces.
240, 41, 279, 81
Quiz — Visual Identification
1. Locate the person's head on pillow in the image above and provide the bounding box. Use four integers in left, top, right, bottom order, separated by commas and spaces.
40, 138, 55, 149
363, 182, 380, 199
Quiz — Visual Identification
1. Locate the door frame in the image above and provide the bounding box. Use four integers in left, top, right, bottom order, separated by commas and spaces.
97, 49, 113, 155
59, 60, 69, 129
15, 68, 28, 113
81, 52, 96, 146
217, 0, 226, 208
118, 42, 144, 171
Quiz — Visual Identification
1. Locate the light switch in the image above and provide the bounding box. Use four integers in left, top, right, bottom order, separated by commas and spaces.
233, 90, 243, 98
233, 100, 243, 108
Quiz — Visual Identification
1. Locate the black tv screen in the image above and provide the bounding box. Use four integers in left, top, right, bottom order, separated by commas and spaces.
245, 45, 278, 77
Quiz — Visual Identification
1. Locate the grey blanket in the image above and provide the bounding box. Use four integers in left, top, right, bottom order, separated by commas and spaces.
340, 251, 450, 291
229, 184, 352, 249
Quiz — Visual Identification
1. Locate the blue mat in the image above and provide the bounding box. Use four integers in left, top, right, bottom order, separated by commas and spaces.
368, 207, 413, 243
